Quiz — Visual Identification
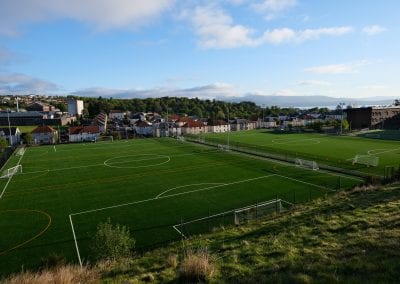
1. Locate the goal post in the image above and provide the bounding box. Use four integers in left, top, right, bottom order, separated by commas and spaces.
295, 158, 319, 170
352, 155, 379, 167
234, 199, 290, 225
218, 144, 230, 151
1, 165, 22, 179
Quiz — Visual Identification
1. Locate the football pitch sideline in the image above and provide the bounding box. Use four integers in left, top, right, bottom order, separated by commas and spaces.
0, 138, 360, 275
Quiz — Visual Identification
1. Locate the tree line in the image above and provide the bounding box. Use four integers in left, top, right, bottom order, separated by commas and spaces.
65, 96, 332, 119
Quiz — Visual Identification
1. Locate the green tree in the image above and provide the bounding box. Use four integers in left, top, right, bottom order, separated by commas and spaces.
215, 110, 225, 120
90, 219, 135, 261
24, 133, 32, 145
342, 119, 350, 131
0, 138, 7, 151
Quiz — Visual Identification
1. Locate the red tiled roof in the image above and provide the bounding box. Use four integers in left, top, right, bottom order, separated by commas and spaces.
69, 126, 100, 135
183, 120, 204, 128
31, 125, 56, 134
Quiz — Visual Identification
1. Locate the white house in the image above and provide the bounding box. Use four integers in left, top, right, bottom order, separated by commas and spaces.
208, 120, 230, 133
69, 126, 100, 142
67, 99, 84, 116
31, 126, 58, 144
135, 120, 153, 136
0, 127, 21, 145
109, 110, 126, 120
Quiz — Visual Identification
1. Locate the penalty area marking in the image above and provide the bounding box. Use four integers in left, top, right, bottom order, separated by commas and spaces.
156, 183, 227, 199
103, 154, 170, 169
0, 209, 52, 256
68, 174, 275, 266
67, 172, 334, 265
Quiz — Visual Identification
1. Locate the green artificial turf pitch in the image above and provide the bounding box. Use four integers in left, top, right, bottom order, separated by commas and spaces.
0, 138, 360, 275
202, 130, 400, 176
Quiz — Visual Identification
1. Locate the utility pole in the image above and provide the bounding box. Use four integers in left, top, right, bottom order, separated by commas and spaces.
7, 109, 12, 145
262, 104, 265, 128
339, 102, 345, 135
227, 104, 230, 150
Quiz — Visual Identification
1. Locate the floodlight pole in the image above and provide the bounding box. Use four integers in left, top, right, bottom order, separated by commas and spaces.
227, 105, 230, 150
7, 109, 12, 145
339, 102, 345, 135
262, 104, 265, 129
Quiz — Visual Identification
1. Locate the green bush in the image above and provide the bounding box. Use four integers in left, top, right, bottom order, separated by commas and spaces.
90, 219, 135, 261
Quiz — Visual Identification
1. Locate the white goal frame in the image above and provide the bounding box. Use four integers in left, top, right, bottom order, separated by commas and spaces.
295, 158, 319, 170
352, 155, 379, 167
234, 199, 290, 225
1, 165, 22, 179
218, 144, 230, 151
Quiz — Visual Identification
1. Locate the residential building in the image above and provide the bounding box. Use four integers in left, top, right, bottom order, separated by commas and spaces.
31, 126, 58, 144
181, 120, 207, 135
230, 119, 256, 131
0, 127, 20, 145
26, 102, 54, 112
345, 106, 400, 130
92, 112, 108, 133
0, 111, 45, 126
134, 120, 153, 136
208, 120, 230, 133
109, 110, 126, 120
69, 126, 100, 142
67, 99, 84, 116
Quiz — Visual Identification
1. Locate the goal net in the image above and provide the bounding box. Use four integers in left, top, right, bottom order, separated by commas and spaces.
218, 144, 230, 151
234, 199, 290, 225
295, 158, 319, 170
173, 198, 293, 238
1, 165, 22, 179
352, 155, 379, 167
15, 146, 26, 156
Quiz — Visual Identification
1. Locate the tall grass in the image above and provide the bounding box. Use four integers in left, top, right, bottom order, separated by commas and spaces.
3, 265, 99, 284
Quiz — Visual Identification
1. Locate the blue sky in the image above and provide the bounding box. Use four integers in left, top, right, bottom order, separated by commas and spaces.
0, 0, 399, 100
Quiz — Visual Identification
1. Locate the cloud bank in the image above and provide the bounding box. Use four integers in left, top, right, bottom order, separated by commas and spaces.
0, 0, 174, 35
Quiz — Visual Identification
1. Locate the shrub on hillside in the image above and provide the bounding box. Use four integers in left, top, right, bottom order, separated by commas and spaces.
90, 218, 135, 261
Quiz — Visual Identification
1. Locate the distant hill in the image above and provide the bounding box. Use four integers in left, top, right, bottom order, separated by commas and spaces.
222, 94, 397, 108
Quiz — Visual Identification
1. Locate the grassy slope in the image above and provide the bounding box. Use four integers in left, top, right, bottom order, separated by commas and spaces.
103, 183, 400, 283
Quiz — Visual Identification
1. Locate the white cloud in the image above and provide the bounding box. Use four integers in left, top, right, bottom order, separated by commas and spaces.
298, 80, 331, 86
304, 60, 370, 74
362, 25, 386, 36
0, 0, 174, 35
252, 0, 297, 20
189, 5, 255, 48
0, 73, 58, 94
360, 84, 389, 91
185, 5, 353, 48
